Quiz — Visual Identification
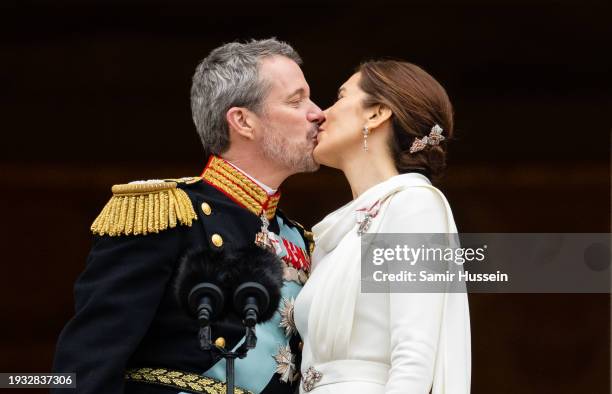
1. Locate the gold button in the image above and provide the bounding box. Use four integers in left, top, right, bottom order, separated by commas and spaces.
214, 337, 226, 348
299, 341, 303, 351
211, 234, 223, 247
201, 202, 212, 216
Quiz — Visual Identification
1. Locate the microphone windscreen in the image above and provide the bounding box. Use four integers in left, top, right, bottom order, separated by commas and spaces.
174, 245, 284, 322
224, 245, 284, 322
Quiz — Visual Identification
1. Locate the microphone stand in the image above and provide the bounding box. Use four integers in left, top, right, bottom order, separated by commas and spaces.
194, 282, 270, 394
210, 325, 257, 394
210, 282, 268, 394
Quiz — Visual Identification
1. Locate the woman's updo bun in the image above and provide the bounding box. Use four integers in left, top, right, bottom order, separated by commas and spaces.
358, 60, 454, 179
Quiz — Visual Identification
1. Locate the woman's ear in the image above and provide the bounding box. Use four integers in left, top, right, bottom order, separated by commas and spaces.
365, 104, 393, 130
226, 107, 255, 140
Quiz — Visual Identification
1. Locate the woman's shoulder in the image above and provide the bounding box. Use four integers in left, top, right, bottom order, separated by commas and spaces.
389, 179, 448, 210
380, 180, 453, 233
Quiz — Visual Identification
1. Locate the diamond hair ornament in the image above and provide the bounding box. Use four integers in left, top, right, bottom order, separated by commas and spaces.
409, 124, 446, 154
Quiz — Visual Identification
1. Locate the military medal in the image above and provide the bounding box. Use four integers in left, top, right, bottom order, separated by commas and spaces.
255, 213, 277, 253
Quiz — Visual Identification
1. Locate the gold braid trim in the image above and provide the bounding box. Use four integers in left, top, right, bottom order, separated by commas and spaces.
265, 195, 281, 221
163, 176, 202, 185
91, 181, 197, 236
203, 156, 281, 220
203, 170, 264, 217
267, 195, 280, 207
125, 367, 253, 394
209, 159, 268, 203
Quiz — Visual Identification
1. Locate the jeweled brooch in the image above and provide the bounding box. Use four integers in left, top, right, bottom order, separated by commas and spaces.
355, 199, 383, 236
279, 297, 297, 337
273, 344, 298, 383
301, 366, 323, 392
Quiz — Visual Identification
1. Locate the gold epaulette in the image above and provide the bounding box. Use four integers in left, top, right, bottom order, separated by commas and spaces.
90, 178, 199, 237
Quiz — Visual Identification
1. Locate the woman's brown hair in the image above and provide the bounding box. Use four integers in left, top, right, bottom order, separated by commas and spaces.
358, 60, 453, 179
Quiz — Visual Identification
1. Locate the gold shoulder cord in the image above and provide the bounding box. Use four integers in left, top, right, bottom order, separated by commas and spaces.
90, 179, 198, 237
303, 228, 315, 256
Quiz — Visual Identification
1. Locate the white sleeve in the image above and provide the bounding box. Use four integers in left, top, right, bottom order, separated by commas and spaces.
381, 188, 471, 394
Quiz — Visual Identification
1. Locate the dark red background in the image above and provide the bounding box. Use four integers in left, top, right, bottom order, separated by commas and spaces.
1, 1, 610, 392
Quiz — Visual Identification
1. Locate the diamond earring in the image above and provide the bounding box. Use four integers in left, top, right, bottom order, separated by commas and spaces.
362, 126, 369, 151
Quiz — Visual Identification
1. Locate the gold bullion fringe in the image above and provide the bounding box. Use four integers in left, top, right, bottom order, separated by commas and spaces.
125, 367, 252, 394
91, 183, 197, 236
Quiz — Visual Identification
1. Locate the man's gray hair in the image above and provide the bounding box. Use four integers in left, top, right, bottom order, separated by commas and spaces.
190, 38, 302, 155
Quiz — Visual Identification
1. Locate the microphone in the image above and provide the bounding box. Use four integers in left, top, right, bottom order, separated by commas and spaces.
174, 244, 284, 349
234, 281, 270, 349
187, 283, 224, 349
189, 283, 224, 327
234, 282, 269, 327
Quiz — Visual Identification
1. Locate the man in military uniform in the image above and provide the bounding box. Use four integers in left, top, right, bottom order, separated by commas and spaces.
52, 38, 325, 394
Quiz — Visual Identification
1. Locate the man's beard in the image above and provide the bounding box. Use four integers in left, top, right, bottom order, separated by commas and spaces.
260, 124, 320, 173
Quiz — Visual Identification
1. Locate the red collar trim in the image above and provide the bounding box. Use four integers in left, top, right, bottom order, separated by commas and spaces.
201, 155, 281, 220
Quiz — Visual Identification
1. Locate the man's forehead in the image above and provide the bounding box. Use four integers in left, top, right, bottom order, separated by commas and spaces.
260, 56, 308, 95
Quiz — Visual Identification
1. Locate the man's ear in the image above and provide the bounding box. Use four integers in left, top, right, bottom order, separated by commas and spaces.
365, 104, 393, 130
226, 107, 255, 140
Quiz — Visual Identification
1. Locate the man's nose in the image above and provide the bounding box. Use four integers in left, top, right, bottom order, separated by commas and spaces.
307, 102, 326, 125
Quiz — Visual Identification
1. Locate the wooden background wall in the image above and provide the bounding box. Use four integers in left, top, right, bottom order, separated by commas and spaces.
1, 1, 610, 392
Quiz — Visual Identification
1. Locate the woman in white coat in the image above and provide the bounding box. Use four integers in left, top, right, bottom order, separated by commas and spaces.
293, 60, 471, 394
